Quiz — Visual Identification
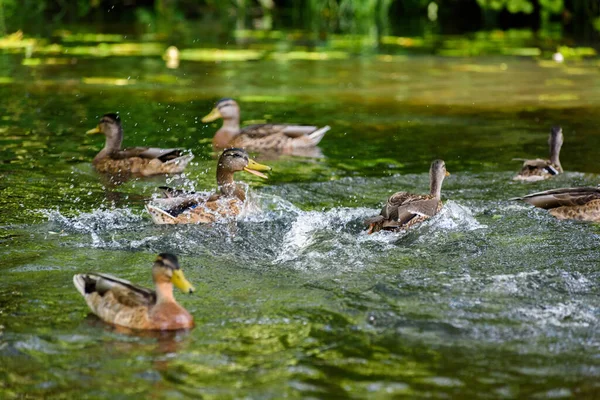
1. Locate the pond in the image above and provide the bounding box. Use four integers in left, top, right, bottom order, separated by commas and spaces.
1, 26, 599, 398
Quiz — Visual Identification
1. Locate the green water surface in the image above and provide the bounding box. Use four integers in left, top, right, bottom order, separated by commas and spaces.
0, 27, 599, 399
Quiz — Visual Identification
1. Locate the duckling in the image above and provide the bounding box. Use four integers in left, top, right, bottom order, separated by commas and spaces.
73, 253, 195, 331
202, 98, 330, 152
366, 160, 450, 233
87, 113, 193, 177
146, 148, 271, 224
514, 126, 563, 181
511, 187, 600, 222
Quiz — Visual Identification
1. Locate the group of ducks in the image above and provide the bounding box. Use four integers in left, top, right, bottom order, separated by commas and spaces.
74, 99, 600, 331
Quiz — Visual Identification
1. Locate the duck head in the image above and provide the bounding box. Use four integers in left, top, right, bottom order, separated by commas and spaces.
202, 98, 240, 123
87, 113, 123, 151
152, 253, 195, 294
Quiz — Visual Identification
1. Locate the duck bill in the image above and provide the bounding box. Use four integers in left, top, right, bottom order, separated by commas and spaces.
86, 126, 101, 134
445, 171, 451, 177
243, 159, 271, 179
201, 108, 222, 123
171, 270, 195, 294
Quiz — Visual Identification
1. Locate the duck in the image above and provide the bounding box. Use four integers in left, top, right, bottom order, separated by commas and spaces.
511, 187, 600, 222
73, 253, 195, 331
366, 160, 450, 233
514, 126, 563, 181
202, 98, 330, 152
87, 113, 194, 177
146, 148, 271, 224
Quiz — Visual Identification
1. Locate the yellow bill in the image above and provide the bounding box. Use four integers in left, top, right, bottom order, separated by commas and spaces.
243, 158, 271, 179
445, 171, 451, 177
201, 107, 222, 123
171, 269, 195, 294
86, 126, 101, 134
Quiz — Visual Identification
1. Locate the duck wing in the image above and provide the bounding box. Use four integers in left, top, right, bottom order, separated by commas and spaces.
114, 147, 184, 162
381, 192, 439, 227
241, 124, 321, 138
159, 186, 196, 198
74, 273, 156, 307
511, 187, 600, 209
517, 158, 560, 176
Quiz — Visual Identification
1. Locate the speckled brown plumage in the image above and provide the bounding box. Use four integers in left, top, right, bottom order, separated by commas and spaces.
514, 126, 563, 181
202, 98, 330, 152
73, 253, 195, 331
512, 187, 600, 222
146, 148, 271, 225
366, 160, 449, 233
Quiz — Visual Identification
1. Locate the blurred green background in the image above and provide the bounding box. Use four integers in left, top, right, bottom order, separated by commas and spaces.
0, 0, 599, 40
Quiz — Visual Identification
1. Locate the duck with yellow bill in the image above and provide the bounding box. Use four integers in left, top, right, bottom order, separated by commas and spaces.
73, 253, 195, 331
146, 148, 271, 224
202, 98, 330, 152
87, 113, 193, 177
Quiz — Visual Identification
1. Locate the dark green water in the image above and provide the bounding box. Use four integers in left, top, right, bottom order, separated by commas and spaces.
1, 28, 600, 398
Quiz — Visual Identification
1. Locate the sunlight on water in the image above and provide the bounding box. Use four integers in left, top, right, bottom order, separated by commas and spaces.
1, 27, 600, 398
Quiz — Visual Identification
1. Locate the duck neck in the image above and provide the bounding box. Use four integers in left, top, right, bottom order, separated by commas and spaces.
95, 127, 123, 160
213, 117, 240, 148
217, 169, 236, 194
222, 116, 240, 131
549, 137, 562, 168
430, 174, 443, 199
216, 169, 246, 200
155, 281, 176, 304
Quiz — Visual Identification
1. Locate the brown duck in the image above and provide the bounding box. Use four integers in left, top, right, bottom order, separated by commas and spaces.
202, 98, 330, 152
511, 187, 600, 222
73, 253, 195, 331
146, 148, 271, 224
514, 126, 563, 181
366, 160, 450, 233
87, 113, 193, 176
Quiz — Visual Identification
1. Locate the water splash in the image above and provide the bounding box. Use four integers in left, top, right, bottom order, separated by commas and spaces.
42, 207, 144, 234
274, 206, 390, 269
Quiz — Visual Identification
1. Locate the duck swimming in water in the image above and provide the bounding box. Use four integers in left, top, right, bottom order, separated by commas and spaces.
146, 148, 271, 224
202, 98, 330, 152
366, 160, 450, 233
514, 126, 563, 182
87, 113, 193, 177
73, 253, 195, 331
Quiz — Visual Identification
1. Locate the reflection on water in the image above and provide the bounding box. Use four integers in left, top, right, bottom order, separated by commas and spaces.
1, 28, 600, 398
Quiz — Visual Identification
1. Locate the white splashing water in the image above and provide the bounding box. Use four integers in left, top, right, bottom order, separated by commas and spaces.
240, 192, 301, 223
42, 207, 143, 233
274, 206, 377, 266
41, 207, 145, 248
430, 201, 486, 231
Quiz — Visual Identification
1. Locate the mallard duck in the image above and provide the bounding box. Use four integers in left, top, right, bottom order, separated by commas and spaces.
511, 187, 600, 222
146, 148, 271, 224
202, 98, 330, 152
87, 113, 194, 177
73, 253, 195, 331
366, 160, 450, 233
514, 126, 563, 181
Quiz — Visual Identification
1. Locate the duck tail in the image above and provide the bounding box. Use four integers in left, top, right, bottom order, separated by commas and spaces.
73, 274, 98, 296
145, 204, 177, 224
164, 153, 194, 167
308, 126, 330, 145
